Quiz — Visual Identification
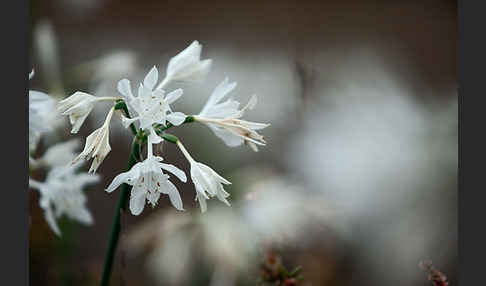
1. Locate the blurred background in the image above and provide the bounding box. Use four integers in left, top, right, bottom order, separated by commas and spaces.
29, 0, 457, 285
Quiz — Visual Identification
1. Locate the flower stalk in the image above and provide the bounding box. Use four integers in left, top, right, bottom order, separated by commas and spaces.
100, 102, 141, 286
114, 100, 137, 136
100, 137, 140, 286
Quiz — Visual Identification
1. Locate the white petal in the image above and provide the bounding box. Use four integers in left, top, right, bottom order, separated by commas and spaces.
245, 94, 257, 111
143, 66, 159, 90
203, 99, 240, 118
166, 112, 186, 126
165, 181, 184, 211
159, 163, 187, 182
165, 89, 183, 105
152, 89, 165, 99
69, 207, 93, 225
240, 120, 270, 130
30, 90, 53, 103
121, 115, 139, 129
196, 192, 207, 213
167, 41, 201, 75
105, 171, 133, 193
200, 77, 236, 115
72, 173, 101, 188
70, 112, 90, 134
212, 78, 237, 105
198, 162, 231, 185
208, 125, 244, 147
246, 141, 259, 152
129, 186, 147, 215
44, 205, 61, 236
117, 79, 134, 99
195, 59, 212, 80
138, 83, 152, 99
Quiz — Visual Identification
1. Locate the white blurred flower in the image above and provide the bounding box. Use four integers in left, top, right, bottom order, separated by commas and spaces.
28, 162, 100, 236
195, 77, 269, 152
177, 141, 231, 212
123, 169, 331, 285
33, 20, 64, 95
242, 176, 332, 243
72, 107, 114, 173
117, 66, 187, 143
156, 40, 212, 89
57, 91, 120, 134
89, 50, 138, 82
32, 138, 80, 169
29, 70, 56, 151
105, 141, 186, 215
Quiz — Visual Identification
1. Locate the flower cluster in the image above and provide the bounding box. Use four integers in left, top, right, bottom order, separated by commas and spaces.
28, 70, 56, 151
59, 40, 270, 215
29, 71, 100, 236
29, 140, 100, 236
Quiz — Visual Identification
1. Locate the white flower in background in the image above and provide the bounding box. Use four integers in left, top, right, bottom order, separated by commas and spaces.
57, 91, 120, 134
72, 107, 114, 173
122, 171, 328, 286
31, 138, 80, 169
29, 70, 56, 151
195, 78, 269, 151
156, 40, 212, 90
28, 162, 100, 236
83, 50, 139, 83
177, 141, 231, 212
117, 66, 187, 143
123, 208, 253, 285
106, 140, 186, 215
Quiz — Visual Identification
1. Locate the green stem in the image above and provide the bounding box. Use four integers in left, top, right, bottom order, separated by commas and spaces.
160, 133, 179, 144
100, 139, 140, 286
99, 111, 192, 286
100, 100, 141, 286
114, 100, 137, 136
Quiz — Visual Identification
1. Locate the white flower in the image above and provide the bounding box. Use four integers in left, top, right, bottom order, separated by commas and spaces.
88, 50, 138, 82
105, 142, 187, 215
117, 66, 187, 143
177, 141, 231, 212
57, 91, 119, 134
29, 70, 56, 150
72, 107, 114, 173
32, 138, 80, 169
156, 40, 212, 90
28, 162, 100, 236
195, 77, 270, 152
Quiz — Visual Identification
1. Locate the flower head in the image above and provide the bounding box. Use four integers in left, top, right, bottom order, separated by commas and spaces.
195, 77, 270, 151
32, 138, 80, 169
105, 147, 187, 215
72, 107, 114, 173
29, 70, 56, 150
156, 41, 212, 89
177, 141, 231, 212
117, 66, 187, 143
57, 91, 100, 133
29, 162, 100, 236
